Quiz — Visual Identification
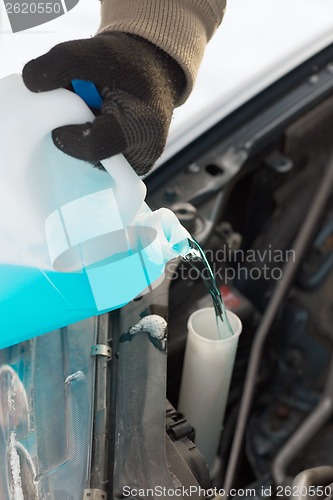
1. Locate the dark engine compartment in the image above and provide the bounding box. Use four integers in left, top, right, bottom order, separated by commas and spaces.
145, 43, 333, 497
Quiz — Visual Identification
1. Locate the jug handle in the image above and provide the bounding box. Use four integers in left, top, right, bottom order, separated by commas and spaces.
71, 79, 103, 109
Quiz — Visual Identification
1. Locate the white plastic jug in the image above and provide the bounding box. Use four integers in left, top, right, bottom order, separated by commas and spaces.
0, 74, 191, 349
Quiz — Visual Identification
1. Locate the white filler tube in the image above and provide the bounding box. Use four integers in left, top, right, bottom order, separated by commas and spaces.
178, 308, 242, 471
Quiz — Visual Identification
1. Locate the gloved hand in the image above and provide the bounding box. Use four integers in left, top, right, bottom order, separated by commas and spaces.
22, 32, 185, 175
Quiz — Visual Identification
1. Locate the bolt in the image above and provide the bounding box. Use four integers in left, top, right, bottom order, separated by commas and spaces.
185, 163, 200, 174
164, 186, 180, 201
308, 74, 320, 85
170, 202, 197, 233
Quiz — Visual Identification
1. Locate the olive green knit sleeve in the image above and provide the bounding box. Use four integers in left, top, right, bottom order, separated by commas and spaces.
98, 0, 226, 104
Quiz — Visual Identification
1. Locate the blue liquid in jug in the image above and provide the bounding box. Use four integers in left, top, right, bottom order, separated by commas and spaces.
0, 264, 97, 348
0, 248, 166, 349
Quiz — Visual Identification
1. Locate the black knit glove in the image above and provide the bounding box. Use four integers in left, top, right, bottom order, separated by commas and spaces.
22, 32, 185, 175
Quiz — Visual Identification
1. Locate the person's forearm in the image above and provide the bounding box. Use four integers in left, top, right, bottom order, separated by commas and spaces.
98, 0, 226, 104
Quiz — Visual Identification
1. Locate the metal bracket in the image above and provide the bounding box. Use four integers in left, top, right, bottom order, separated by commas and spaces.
90, 344, 112, 359
83, 489, 107, 500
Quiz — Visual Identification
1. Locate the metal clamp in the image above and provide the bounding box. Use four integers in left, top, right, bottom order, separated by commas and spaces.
90, 344, 112, 359
83, 489, 107, 500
